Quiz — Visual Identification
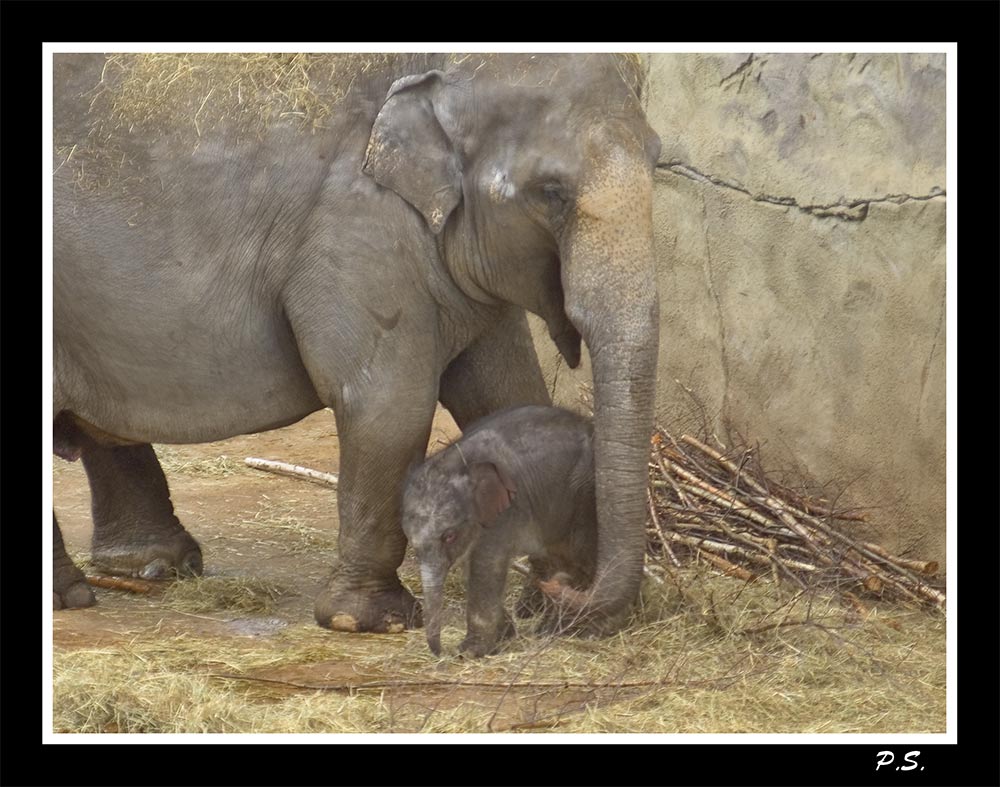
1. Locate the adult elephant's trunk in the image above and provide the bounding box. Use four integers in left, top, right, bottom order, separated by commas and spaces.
554, 133, 659, 635
421, 563, 447, 655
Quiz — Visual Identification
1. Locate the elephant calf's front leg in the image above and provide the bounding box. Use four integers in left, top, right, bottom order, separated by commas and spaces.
460, 539, 517, 658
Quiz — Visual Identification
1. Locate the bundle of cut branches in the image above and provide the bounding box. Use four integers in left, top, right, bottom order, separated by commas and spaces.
645, 429, 945, 608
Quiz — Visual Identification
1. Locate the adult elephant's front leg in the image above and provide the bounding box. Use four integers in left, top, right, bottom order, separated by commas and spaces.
314, 387, 436, 634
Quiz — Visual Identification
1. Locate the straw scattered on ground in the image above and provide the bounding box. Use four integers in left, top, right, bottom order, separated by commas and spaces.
236, 497, 337, 555
160, 576, 289, 615
54, 566, 945, 734
154, 446, 248, 478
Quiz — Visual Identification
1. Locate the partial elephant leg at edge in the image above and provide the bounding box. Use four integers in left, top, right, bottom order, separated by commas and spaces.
53, 515, 96, 610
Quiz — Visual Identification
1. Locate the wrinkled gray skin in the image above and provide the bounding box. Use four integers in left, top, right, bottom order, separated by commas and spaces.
402, 406, 597, 657
52, 54, 660, 636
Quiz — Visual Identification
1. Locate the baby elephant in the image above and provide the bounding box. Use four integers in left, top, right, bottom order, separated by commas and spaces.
402, 405, 597, 657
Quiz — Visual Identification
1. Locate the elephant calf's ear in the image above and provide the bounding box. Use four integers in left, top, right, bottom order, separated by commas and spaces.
469, 462, 516, 526
363, 71, 462, 235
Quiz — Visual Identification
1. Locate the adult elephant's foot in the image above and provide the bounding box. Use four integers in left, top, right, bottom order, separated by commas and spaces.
53, 556, 96, 610
315, 571, 423, 634
91, 527, 203, 580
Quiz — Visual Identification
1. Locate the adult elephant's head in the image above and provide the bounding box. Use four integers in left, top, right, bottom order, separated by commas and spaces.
364, 54, 660, 635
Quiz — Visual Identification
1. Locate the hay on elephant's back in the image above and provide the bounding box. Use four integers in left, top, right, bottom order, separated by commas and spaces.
88, 53, 392, 138
84, 52, 647, 140
60, 53, 649, 191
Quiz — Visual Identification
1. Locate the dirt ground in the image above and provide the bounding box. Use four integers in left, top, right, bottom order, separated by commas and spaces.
51, 407, 947, 735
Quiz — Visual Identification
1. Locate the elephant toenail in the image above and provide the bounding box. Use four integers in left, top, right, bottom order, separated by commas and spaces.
328, 614, 359, 632
139, 558, 171, 580
181, 551, 204, 577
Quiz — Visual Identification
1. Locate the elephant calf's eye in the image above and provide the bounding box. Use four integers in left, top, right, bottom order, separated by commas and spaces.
441, 529, 458, 545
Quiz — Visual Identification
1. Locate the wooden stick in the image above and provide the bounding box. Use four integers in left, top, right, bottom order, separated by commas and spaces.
511, 559, 531, 577
86, 575, 157, 594
647, 488, 681, 568
244, 457, 339, 488
657, 452, 695, 509
653, 431, 944, 607
697, 550, 757, 583
675, 483, 808, 588
676, 434, 937, 597
691, 468, 832, 560
861, 542, 939, 576
803, 513, 930, 590
672, 475, 800, 540
501, 718, 568, 732
662, 532, 819, 575
678, 435, 851, 545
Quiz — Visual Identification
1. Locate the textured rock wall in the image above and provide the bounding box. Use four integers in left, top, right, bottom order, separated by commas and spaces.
530, 53, 947, 561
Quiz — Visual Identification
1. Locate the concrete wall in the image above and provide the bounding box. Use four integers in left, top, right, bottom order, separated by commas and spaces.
530, 53, 947, 561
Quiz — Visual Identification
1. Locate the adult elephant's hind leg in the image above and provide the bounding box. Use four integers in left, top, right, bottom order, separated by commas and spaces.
314, 387, 436, 634
53, 515, 95, 610
83, 441, 203, 580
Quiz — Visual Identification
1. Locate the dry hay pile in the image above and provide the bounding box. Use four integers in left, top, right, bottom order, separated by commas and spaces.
56, 53, 400, 191
71, 52, 645, 141
84, 53, 394, 139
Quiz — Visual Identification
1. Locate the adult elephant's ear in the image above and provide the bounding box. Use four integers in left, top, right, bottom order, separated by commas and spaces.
363, 71, 463, 235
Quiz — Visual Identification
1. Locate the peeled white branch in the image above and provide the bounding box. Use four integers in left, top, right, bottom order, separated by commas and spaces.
244, 457, 339, 488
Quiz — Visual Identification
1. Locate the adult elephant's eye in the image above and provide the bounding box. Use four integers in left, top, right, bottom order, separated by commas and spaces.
542, 183, 568, 208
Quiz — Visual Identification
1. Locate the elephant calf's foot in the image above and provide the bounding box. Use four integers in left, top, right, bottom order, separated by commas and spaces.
459, 613, 516, 658
514, 581, 549, 619
315, 576, 422, 634
92, 529, 203, 580
538, 604, 631, 640
54, 561, 96, 610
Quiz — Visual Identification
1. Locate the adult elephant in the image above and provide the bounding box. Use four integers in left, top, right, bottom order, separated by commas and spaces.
52, 53, 661, 637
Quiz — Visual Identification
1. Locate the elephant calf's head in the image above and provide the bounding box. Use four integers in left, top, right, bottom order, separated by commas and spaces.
402, 448, 517, 655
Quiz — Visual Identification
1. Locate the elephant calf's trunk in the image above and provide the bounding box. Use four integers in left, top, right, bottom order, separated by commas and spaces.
426, 623, 442, 656
421, 564, 446, 656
